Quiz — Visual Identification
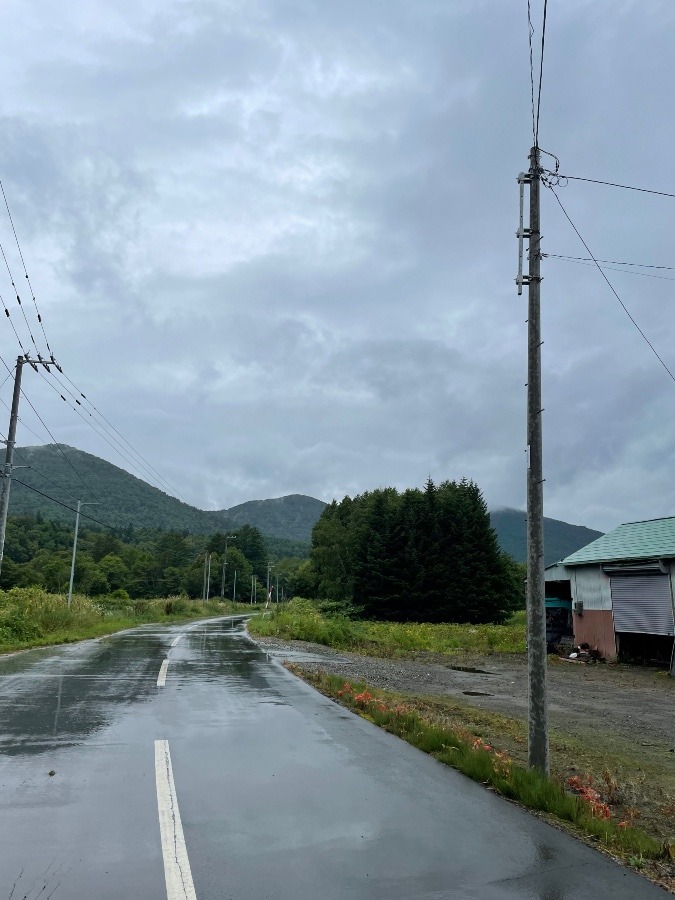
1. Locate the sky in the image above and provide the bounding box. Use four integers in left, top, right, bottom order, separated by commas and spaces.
0, 0, 674, 533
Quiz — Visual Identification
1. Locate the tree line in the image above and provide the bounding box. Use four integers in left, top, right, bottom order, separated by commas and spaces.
0, 515, 304, 600
306, 478, 525, 623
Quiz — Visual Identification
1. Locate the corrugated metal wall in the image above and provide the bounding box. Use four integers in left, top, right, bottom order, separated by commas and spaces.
572, 565, 611, 611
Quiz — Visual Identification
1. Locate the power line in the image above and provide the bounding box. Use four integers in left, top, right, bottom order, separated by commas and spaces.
543, 254, 675, 282
12, 478, 114, 529
543, 253, 675, 270
545, 172, 675, 200
534, 0, 548, 146
38, 367, 188, 500
527, 1, 536, 145
0, 240, 40, 355
0, 176, 55, 360
546, 184, 675, 384
55, 370, 191, 503
0, 354, 99, 501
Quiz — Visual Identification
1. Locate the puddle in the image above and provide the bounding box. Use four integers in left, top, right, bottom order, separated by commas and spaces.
446, 665, 493, 675
462, 691, 493, 696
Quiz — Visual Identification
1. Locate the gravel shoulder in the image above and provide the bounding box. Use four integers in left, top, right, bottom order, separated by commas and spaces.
253, 634, 675, 752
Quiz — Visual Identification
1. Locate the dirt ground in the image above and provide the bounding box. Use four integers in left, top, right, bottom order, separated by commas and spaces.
254, 635, 675, 750
253, 634, 675, 891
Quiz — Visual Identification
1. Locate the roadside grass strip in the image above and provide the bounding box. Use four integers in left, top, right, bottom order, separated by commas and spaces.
248, 599, 526, 656
0, 586, 253, 655
155, 740, 197, 900
291, 666, 669, 866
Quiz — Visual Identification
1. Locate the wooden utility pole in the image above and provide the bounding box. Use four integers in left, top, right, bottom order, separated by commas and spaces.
517, 147, 549, 774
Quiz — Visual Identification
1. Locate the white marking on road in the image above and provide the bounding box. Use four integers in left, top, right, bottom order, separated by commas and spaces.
157, 659, 169, 687
154, 740, 197, 900
170, 635, 183, 647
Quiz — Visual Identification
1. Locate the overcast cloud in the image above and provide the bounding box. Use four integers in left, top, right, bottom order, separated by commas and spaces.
0, 0, 674, 532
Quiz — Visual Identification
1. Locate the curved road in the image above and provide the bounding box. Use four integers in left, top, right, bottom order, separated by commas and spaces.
0, 616, 665, 899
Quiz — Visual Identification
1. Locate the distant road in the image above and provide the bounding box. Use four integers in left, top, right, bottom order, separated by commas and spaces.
0, 618, 663, 899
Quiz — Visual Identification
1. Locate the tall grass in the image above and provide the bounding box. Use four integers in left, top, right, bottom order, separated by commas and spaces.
248, 598, 526, 655
0, 586, 250, 653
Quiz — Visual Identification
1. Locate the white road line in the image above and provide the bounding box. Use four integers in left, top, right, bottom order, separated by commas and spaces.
170, 635, 183, 647
154, 740, 197, 900
157, 659, 169, 687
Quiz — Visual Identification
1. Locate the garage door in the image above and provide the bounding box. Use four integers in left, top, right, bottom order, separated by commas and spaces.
610, 574, 675, 636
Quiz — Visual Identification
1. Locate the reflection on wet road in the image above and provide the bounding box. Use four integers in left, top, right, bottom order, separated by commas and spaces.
0, 617, 664, 899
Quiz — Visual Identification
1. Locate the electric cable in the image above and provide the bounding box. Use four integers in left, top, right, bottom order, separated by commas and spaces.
546, 184, 675, 384
0, 353, 99, 500
50, 369, 189, 502
527, 1, 536, 145
543, 255, 675, 282
545, 172, 675, 200
534, 0, 548, 146
0, 176, 55, 360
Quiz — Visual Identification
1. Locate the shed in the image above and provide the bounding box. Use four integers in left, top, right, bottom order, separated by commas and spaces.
545, 517, 675, 668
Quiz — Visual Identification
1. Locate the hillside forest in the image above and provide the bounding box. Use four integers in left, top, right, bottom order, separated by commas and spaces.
0, 517, 305, 601
3, 478, 526, 623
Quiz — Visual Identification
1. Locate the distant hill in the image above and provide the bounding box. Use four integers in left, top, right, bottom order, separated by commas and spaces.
489, 508, 603, 567
6, 446, 600, 564
226, 495, 326, 542
7, 445, 322, 546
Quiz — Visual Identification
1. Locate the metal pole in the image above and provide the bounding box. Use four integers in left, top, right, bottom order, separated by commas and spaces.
0, 357, 24, 576
206, 553, 212, 601
526, 145, 549, 775
232, 569, 237, 603
67, 500, 82, 609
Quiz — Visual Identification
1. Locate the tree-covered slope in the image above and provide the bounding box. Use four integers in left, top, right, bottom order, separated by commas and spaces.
224, 495, 327, 542
9, 444, 229, 533
489, 508, 603, 566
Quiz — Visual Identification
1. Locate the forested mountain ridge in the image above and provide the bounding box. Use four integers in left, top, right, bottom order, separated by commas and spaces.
8, 445, 601, 563
489, 508, 603, 566
8, 445, 323, 543
226, 495, 327, 542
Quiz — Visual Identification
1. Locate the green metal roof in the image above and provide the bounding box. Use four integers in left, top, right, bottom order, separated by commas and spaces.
562, 516, 675, 566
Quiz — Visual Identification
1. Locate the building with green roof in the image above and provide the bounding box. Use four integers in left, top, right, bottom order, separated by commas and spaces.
545, 517, 675, 668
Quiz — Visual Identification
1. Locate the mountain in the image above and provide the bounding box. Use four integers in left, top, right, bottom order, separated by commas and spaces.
7, 446, 600, 564
7, 445, 324, 544
489, 508, 603, 567
225, 495, 327, 543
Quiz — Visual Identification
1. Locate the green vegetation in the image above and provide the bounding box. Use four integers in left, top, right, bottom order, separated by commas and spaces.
248, 599, 527, 655
10, 444, 319, 545
0, 514, 307, 601
308, 478, 524, 623
297, 668, 667, 863
0, 585, 251, 653
489, 508, 603, 566
225, 495, 327, 543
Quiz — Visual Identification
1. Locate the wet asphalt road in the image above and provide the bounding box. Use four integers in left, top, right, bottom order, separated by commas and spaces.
0, 617, 666, 899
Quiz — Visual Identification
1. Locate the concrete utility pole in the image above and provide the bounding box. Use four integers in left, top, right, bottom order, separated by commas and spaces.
517, 147, 549, 775
67, 500, 99, 608
0, 356, 53, 577
67, 500, 82, 609
232, 569, 237, 603
202, 554, 208, 601
275, 573, 279, 604
220, 534, 237, 598
206, 554, 212, 601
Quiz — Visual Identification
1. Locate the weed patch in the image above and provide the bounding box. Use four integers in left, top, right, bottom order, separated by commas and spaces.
0, 586, 251, 653
248, 599, 526, 655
